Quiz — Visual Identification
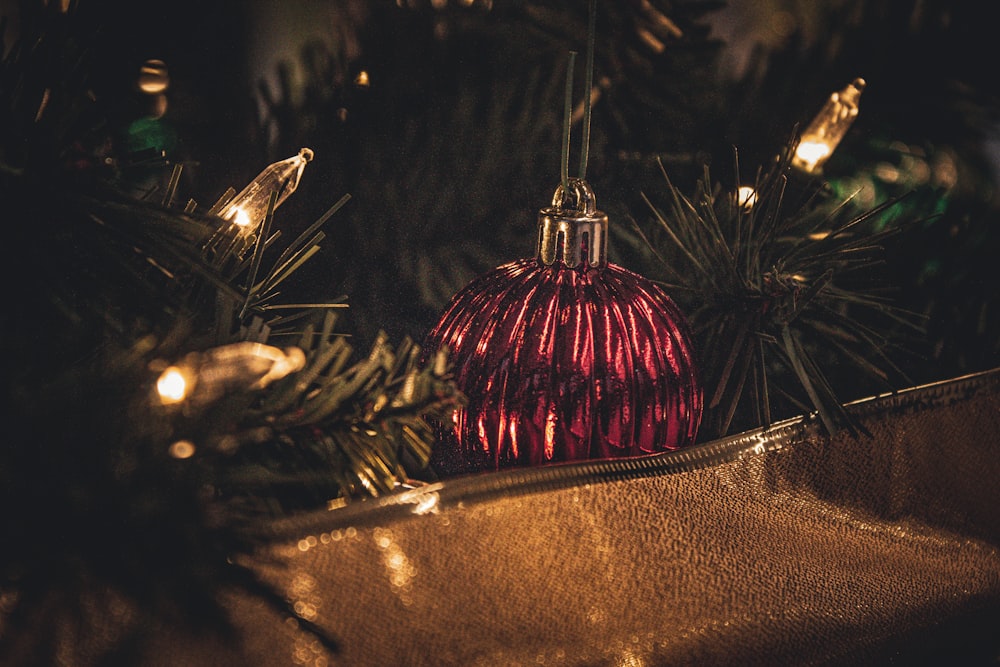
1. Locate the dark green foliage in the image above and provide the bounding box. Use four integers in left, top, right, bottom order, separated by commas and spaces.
250, 0, 728, 345
708, 0, 1000, 387
1, 3, 463, 662
2, 0, 999, 660
624, 145, 926, 439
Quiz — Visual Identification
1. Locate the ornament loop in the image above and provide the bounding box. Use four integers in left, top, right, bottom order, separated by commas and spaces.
537, 178, 608, 269
552, 178, 598, 215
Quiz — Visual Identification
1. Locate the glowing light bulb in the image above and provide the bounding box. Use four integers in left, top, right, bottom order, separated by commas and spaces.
736, 186, 758, 210
157, 366, 189, 404
231, 207, 252, 227
223, 147, 314, 230
198, 342, 307, 395
153, 343, 305, 408
793, 142, 832, 172
249, 344, 306, 388
137, 59, 169, 94
792, 78, 866, 174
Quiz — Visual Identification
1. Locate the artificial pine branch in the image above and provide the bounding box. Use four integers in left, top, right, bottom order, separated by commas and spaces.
627, 142, 927, 439
1, 4, 464, 662
250, 0, 728, 345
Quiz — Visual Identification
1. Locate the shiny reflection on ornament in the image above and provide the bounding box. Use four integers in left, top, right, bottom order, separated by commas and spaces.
156, 366, 189, 404
477, 415, 488, 448
509, 416, 520, 458
168, 440, 196, 459
736, 186, 758, 210
544, 410, 557, 460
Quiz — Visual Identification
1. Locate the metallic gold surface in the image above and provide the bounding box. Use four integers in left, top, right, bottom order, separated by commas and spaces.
9, 370, 1000, 665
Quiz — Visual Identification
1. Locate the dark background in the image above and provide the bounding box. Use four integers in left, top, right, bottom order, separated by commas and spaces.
6, 0, 999, 417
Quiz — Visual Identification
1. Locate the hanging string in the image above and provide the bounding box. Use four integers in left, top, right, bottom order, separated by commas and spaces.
561, 50, 578, 194
578, 0, 597, 180
559, 0, 597, 192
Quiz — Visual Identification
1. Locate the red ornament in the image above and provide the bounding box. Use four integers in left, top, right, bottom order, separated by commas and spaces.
424, 178, 702, 475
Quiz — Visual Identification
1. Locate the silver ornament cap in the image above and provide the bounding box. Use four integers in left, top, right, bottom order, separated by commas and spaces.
536, 177, 608, 269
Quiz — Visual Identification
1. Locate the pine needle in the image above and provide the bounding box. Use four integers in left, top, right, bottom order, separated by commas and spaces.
632, 144, 926, 438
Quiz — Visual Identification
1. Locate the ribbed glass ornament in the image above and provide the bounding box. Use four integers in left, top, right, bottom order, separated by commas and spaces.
424, 179, 702, 475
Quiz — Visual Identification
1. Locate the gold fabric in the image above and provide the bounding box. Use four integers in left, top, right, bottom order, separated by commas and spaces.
204, 369, 1000, 666
17, 370, 1000, 665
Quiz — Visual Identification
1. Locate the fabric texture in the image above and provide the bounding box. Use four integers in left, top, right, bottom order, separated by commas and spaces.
13, 370, 1000, 665
216, 369, 1000, 666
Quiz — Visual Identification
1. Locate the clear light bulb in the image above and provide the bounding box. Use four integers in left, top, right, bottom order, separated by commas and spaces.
735, 186, 758, 210
223, 147, 314, 230
792, 78, 866, 174
153, 343, 304, 407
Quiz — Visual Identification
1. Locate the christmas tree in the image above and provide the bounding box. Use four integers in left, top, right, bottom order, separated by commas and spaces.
2, 0, 998, 664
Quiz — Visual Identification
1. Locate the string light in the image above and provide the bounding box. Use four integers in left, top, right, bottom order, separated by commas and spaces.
792, 78, 866, 174
222, 147, 314, 231
137, 59, 169, 94
153, 343, 306, 406
156, 366, 191, 404
736, 186, 758, 210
